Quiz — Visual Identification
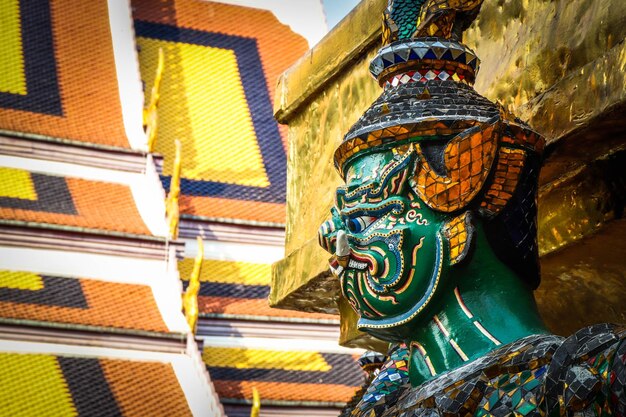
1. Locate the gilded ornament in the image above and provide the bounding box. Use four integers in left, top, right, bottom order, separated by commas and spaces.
144, 47, 164, 152
166, 139, 181, 239
183, 236, 203, 333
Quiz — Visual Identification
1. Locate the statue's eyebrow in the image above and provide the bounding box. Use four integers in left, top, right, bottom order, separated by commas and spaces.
335, 184, 370, 211
337, 150, 413, 211
346, 178, 377, 193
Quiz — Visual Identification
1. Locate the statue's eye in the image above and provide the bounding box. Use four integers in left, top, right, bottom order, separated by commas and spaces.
346, 216, 376, 233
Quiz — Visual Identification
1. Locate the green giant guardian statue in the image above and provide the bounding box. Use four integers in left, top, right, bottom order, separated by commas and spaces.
318, 0, 626, 415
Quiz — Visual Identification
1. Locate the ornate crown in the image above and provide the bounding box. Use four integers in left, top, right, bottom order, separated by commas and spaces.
334, 0, 544, 182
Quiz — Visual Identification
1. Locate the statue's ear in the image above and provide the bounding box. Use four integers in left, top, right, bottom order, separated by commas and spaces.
412, 117, 500, 213
479, 146, 527, 218
442, 211, 475, 265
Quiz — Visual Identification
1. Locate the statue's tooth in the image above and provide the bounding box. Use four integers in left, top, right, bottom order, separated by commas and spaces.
349, 259, 367, 270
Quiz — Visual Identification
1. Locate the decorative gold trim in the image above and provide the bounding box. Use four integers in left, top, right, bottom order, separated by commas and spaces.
183, 236, 203, 333
144, 48, 164, 152
166, 139, 181, 239
411, 341, 437, 376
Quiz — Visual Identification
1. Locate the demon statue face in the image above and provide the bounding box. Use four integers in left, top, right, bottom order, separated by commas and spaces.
319, 147, 446, 340
319, 112, 544, 342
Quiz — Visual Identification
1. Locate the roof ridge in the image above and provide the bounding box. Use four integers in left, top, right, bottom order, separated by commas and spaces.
0, 321, 186, 353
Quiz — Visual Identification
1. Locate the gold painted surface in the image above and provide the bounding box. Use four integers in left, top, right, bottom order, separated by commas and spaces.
516, 37, 626, 144
183, 236, 203, 333
283, 46, 382, 255
279, 0, 626, 255
538, 145, 626, 256
537, 218, 626, 336
466, 0, 626, 144
251, 387, 260, 417
273, 0, 386, 124
144, 47, 163, 152
339, 297, 389, 353
270, 237, 339, 314
539, 103, 626, 188
271, 0, 626, 348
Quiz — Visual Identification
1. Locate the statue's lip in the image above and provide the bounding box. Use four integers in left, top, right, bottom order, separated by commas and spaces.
350, 252, 373, 271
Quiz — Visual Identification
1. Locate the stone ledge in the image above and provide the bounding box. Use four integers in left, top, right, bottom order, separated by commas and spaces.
270, 237, 340, 314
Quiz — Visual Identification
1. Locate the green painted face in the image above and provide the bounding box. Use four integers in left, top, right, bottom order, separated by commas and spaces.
319, 148, 453, 341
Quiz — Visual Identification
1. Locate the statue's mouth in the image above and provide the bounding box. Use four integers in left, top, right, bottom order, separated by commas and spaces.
329, 251, 370, 275
348, 257, 369, 270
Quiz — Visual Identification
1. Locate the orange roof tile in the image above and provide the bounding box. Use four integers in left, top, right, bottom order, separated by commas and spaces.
132, 0, 309, 224
179, 258, 336, 321
0, 269, 170, 334
203, 346, 364, 404
0, 1, 131, 148
0, 167, 151, 235
218, 381, 359, 404
180, 195, 286, 225
0, 352, 192, 416
101, 359, 192, 415
133, 1, 307, 132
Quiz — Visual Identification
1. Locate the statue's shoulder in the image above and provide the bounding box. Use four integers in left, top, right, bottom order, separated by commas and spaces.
373, 334, 563, 417
347, 328, 626, 417
543, 323, 626, 415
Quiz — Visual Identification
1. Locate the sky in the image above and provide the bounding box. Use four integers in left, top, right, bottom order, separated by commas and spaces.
210, 0, 363, 47
322, 0, 362, 29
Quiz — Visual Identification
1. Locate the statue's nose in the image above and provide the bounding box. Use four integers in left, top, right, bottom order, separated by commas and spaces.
318, 219, 337, 253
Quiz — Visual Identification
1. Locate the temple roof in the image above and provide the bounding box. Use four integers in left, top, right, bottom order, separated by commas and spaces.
0, 348, 219, 416
0, 167, 152, 236
132, 0, 309, 224
0, 269, 178, 336
0, 1, 145, 149
179, 258, 336, 322
203, 345, 364, 405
